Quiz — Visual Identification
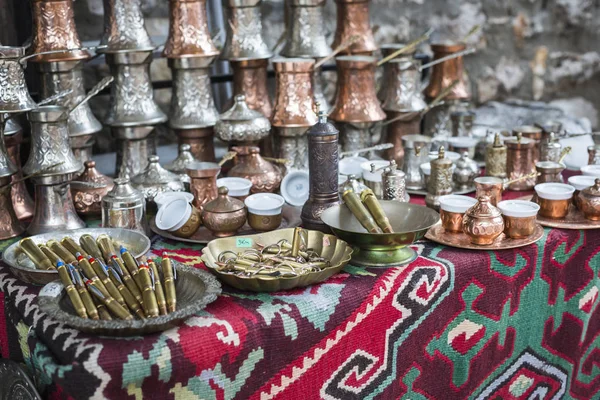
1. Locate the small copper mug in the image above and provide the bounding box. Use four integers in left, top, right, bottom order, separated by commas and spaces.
474, 176, 503, 206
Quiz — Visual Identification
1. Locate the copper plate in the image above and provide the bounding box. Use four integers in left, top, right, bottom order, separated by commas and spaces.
407, 185, 476, 196
516, 195, 600, 230
151, 205, 302, 244
38, 262, 221, 336
425, 222, 544, 250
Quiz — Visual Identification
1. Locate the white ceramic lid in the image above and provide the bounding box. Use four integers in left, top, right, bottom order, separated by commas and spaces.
497, 200, 540, 218
428, 151, 461, 162
361, 160, 390, 182
340, 156, 369, 177
439, 195, 477, 213
534, 183, 575, 200
154, 192, 194, 207
245, 193, 285, 215
155, 198, 190, 230
216, 177, 252, 197
568, 175, 597, 191
474, 176, 503, 185
447, 137, 479, 148
280, 171, 309, 207
581, 165, 600, 177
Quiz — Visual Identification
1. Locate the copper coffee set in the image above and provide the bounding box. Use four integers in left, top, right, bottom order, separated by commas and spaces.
1, 0, 599, 269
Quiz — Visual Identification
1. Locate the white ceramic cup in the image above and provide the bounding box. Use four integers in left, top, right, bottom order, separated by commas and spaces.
534, 183, 575, 200
439, 195, 477, 213
216, 177, 252, 197
155, 198, 192, 232
581, 165, 600, 178
154, 192, 194, 208
568, 175, 596, 191
497, 200, 540, 218
245, 193, 285, 216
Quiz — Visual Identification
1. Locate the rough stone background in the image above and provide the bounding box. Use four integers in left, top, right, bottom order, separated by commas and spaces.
71, 0, 600, 151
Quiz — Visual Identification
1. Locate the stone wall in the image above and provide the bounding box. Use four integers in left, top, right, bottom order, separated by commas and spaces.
75, 0, 600, 143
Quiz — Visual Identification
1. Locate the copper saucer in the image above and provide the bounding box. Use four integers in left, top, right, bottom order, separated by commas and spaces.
407, 185, 476, 197
425, 223, 544, 250
516, 195, 600, 230
151, 205, 301, 244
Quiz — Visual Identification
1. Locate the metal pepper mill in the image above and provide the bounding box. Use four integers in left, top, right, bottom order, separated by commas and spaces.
271, 57, 318, 170
425, 147, 453, 210
382, 160, 408, 202
164, 0, 220, 161
301, 111, 341, 232
24, 105, 85, 234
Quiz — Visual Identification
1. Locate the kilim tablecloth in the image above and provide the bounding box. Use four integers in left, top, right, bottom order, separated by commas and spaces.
1, 194, 600, 400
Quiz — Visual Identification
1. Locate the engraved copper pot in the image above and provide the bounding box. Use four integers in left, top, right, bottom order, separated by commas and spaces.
99, 0, 155, 53
474, 176, 503, 207
227, 146, 283, 193
178, 128, 217, 162
30, 0, 90, 62
104, 51, 167, 127
578, 178, 600, 221
462, 195, 504, 245
131, 155, 186, 203
163, 0, 220, 59
301, 112, 341, 232
71, 160, 114, 216
186, 161, 221, 210
381, 58, 427, 165
588, 145, 600, 165
5, 123, 34, 220
513, 125, 542, 165
485, 133, 507, 178
102, 177, 148, 234
424, 42, 471, 101
331, 0, 377, 55
281, 0, 331, 58
227, 59, 273, 118
535, 161, 564, 184
113, 125, 157, 178
201, 186, 247, 237
272, 58, 318, 169
37, 61, 103, 163
425, 147, 453, 210
221, 0, 272, 61
505, 134, 536, 191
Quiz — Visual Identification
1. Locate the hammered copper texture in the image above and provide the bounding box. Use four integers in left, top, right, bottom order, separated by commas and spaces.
506, 139, 536, 191
71, 161, 114, 216
516, 194, 600, 230
163, 0, 219, 58
30, 0, 90, 62
424, 43, 470, 100
177, 128, 217, 162
425, 223, 544, 250
537, 197, 570, 219
440, 210, 464, 233
228, 59, 273, 118
271, 59, 317, 128
227, 146, 282, 193
502, 215, 537, 239
331, 0, 377, 55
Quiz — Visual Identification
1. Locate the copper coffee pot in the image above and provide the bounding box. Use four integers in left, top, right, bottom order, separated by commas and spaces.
227, 59, 273, 118
221, 0, 272, 61
227, 146, 283, 193
513, 125, 542, 165
424, 42, 471, 101
215, 95, 271, 146
331, 0, 377, 55
271, 57, 318, 169
99, 0, 155, 53
329, 55, 386, 152
164, 0, 220, 162
5, 121, 34, 220
505, 134, 536, 191
71, 161, 114, 216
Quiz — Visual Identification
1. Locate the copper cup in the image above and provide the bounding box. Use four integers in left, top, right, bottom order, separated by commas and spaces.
474, 176, 503, 206
497, 200, 539, 239
186, 161, 221, 210
172, 206, 202, 238
534, 183, 575, 219
245, 193, 285, 232
513, 125, 543, 164
438, 195, 477, 233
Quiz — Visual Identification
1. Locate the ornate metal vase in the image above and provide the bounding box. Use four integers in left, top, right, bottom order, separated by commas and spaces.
215, 95, 271, 146
301, 112, 341, 232
505, 134, 536, 191
99, 0, 155, 53
329, 55, 385, 152
113, 125, 157, 178
221, 0, 272, 61
331, 0, 377, 55
281, 0, 330, 59
163, 0, 219, 59
424, 42, 471, 101
272, 57, 318, 169
425, 147, 453, 210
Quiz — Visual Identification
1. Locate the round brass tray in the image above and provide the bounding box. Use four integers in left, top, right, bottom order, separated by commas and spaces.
38, 263, 221, 336
2, 228, 151, 286
150, 204, 302, 244
425, 223, 544, 250
516, 195, 600, 230
201, 228, 353, 292
407, 185, 476, 196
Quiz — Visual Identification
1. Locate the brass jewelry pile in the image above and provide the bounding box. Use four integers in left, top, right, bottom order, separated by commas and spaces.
215, 229, 330, 278
18, 235, 177, 321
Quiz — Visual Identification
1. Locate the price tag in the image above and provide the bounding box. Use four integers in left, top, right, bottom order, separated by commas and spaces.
236, 238, 253, 248
39, 281, 64, 298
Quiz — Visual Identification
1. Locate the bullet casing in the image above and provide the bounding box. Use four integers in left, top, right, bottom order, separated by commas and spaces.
76, 255, 108, 294
360, 189, 394, 233
88, 282, 133, 320
72, 268, 99, 320
342, 190, 382, 234
162, 257, 177, 313
80, 235, 104, 262
108, 268, 145, 319
57, 263, 87, 319
138, 265, 159, 317
40, 245, 62, 266
47, 240, 77, 264
61, 237, 88, 258
148, 260, 167, 315
111, 256, 143, 304
19, 238, 53, 270
96, 235, 117, 263
89, 257, 126, 307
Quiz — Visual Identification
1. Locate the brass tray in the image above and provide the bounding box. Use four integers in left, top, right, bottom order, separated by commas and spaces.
201, 228, 353, 292
151, 204, 302, 244
425, 223, 544, 250
407, 185, 476, 196
516, 195, 600, 230
38, 263, 221, 337
2, 228, 151, 286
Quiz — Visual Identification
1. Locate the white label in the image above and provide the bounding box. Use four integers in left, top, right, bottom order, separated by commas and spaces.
39, 282, 64, 298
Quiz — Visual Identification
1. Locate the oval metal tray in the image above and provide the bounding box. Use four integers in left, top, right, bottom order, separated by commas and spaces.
151, 205, 302, 244
425, 223, 544, 250
516, 195, 600, 230
407, 185, 476, 196
38, 263, 221, 336
3, 228, 151, 286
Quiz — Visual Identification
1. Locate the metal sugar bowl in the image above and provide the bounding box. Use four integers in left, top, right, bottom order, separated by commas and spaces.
102, 177, 148, 234
215, 95, 271, 146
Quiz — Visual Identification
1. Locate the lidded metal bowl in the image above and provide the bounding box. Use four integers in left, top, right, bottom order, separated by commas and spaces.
201, 186, 247, 237
131, 155, 186, 202
215, 95, 271, 143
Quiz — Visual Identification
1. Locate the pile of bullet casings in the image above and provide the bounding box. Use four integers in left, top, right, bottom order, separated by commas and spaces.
18, 235, 176, 321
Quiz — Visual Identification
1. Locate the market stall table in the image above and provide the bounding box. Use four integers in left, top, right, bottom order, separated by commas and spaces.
1, 192, 599, 399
